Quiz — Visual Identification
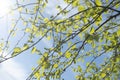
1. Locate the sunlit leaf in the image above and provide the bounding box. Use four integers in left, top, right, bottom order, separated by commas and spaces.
101, 73, 106, 78
13, 47, 21, 53
78, 5, 85, 11
25, 28, 31, 33
53, 64, 58, 68
90, 27, 95, 35
44, 18, 49, 23
23, 44, 29, 50
18, 7, 23, 12
65, 52, 71, 58
12, 47, 21, 56
31, 47, 37, 54
95, 0, 102, 6
117, 29, 120, 36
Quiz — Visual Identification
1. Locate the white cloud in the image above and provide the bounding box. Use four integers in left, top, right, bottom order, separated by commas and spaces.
0, 59, 27, 80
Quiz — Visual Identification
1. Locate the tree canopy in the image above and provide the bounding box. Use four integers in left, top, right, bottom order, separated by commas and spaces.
0, 0, 120, 80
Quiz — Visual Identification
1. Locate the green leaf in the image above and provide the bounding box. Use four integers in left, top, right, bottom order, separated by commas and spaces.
101, 73, 106, 78
65, 52, 72, 58
77, 66, 82, 72
117, 29, 120, 36
43, 61, 51, 69
74, 25, 79, 29
90, 27, 95, 35
94, 35, 99, 42
23, 44, 29, 50
47, 36, 51, 40
32, 25, 38, 32
92, 41, 96, 48
72, 0, 79, 7
31, 47, 40, 54
95, 0, 102, 6
12, 47, 21, 56
25, 28, 31, 33
18, 7, 23, 12
31, 47, 37, 54
53, 64, 58, 68
13, 47, 21, 53
43, 52, 48, 57
34, 71, 40, 79
44, 18, 49, 23
78, 5, 84, 11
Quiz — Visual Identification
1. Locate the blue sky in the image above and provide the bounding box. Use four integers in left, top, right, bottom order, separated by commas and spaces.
0, 0, 116, 80
0, 0, 74, 80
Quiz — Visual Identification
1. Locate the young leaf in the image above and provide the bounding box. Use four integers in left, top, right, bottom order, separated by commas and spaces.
78, 5, 84, 11
44, 18, 49, 23
13, 47, 21, 53
53, 64, 58, 68
23, 44, 29, 50
31, 47, 37, 54
65, 52, 71, 58
101, 73, 106, 78
12, 47, 21, 56
25, 28, 31, 33
95, 0, 102, 6
90, 27, 95, 35
117, 29, 120, 36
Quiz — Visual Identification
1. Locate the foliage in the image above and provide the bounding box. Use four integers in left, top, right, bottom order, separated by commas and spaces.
0, 0, 120, 80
